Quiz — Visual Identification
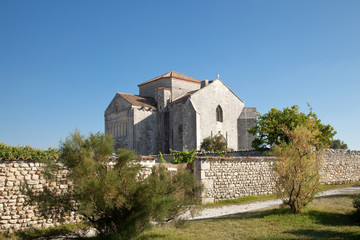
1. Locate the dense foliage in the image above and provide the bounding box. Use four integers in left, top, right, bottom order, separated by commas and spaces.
26, 131, 201, 239
248, 105, 336, 152
200, 135, 227, 152
170, 149, 197, 164
271, 121, 323, 213
330, 139, 348, 150
0, 142, 60, 160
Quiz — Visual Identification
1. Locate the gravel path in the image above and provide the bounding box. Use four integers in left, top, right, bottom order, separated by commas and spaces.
183, 186, 360, 220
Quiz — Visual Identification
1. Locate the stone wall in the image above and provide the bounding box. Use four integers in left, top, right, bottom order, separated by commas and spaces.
193, 156, 276, 203
0, 159, 156, 233
320, 149, 360, 184
194, 149, 360, 203
0, 160, 81, 233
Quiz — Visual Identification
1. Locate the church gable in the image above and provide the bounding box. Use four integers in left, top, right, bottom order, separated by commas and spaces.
188, 79, 245, 150
190, 79, 244, 105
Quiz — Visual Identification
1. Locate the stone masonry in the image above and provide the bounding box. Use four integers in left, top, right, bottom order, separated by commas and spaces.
0, 159, 155, 233
194, 156, 276, 203
194, 149, 360, 203
321, 149, 360, 184
0, 160, 82, 233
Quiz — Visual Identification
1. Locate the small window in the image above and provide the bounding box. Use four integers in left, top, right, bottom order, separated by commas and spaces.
216, 105, 223, 122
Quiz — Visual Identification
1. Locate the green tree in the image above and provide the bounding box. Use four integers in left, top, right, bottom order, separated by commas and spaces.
26, 130, 200, 239
248, 105, 336, 152
330, 139, 348, 150
200, 135, 227, 152
271, 121, 323, 213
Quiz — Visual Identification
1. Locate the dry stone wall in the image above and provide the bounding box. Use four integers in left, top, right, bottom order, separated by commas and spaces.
320, 149, 360, 184
0, 160, 82, 233
194, 156, 276, 203
194, 149, 360, 203
0, 159, 155, 233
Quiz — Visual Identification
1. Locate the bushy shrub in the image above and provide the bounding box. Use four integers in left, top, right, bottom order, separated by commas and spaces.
271, 121, 322, 213
26, 130, 201, 239
200, 135, 227, 152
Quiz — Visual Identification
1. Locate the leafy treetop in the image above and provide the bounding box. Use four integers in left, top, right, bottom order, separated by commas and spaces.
248, 104, 336, 152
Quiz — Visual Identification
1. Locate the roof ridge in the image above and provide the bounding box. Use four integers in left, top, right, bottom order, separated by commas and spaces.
138, 71, 201, 87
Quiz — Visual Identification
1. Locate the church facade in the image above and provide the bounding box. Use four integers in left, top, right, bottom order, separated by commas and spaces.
104, 71, 256, 155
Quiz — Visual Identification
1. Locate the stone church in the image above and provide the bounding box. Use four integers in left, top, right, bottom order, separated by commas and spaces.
105, 71, 256, 155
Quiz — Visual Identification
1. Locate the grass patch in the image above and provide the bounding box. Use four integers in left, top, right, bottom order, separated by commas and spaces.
0, 223, 90, 240
138, 191, 360, 240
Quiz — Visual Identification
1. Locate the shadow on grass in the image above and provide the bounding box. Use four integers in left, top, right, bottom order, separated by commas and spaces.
284, 229, 360, 240
317, 193, 360, 200
305, 210, 359, 227
83, 232, 169, 240
15, 227, 76, 240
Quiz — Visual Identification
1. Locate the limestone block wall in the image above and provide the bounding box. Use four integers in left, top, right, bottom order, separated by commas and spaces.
0, 159, 156, 233
194, 156, 276, 203
320, 149, 360, 184
194, 150, 360, 203
0, 160, 81, 233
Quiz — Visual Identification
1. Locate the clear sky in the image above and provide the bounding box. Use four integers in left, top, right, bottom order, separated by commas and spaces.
1, 0, 359, 150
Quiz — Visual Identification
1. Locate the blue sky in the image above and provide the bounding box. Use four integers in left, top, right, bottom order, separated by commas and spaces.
1, 0, 359, 150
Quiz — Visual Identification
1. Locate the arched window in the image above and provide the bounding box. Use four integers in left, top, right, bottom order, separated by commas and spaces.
216, 105, 223, 122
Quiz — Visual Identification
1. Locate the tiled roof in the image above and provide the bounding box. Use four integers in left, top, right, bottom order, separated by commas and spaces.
138, 71, 201, 87
170, 90, 199, 105
117, 93, 156, 108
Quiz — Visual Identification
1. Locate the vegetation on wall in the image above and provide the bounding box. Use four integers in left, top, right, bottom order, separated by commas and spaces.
330, 139, 348, 150
271, 121, 323, 213
200, 134, 227, 152
26, 130, 201, 239
248, 104, 336, 152
0, 142, 60, 160
170, 149, 197, 164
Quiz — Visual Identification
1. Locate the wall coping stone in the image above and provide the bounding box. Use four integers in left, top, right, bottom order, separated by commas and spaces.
194, 156, 276, 161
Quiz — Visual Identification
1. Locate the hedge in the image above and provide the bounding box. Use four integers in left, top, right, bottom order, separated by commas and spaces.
0, 142, 60, 160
